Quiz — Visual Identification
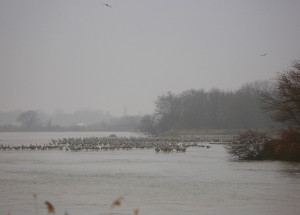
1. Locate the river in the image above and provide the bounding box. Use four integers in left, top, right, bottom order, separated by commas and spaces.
0, 132, 299, 215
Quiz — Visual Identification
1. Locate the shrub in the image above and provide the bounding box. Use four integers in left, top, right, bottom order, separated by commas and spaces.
225, 130, 271, 160
263, 129, 300, 161
226, 129, 300, 161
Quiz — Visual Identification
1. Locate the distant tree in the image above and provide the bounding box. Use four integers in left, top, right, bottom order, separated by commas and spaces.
233, 81, 274, 129
17, 110, 41, 128
138, 114, 157, 134
261, 61, 300, 129
154, 92, 179, 131
155, 92, 176, 116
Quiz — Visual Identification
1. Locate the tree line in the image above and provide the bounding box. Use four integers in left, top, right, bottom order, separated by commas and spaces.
139, 81, 277, 134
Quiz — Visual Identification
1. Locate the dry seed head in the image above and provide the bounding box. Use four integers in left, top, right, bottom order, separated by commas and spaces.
111, 196, 124, 208
45, 201, 55, 214
134, 207, 139, 215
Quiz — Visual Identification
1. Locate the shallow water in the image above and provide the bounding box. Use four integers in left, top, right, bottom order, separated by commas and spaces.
0, 133, 299, 215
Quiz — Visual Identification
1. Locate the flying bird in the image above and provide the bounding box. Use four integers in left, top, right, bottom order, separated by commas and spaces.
260, 53, 268, 56
103, 3, 112, 7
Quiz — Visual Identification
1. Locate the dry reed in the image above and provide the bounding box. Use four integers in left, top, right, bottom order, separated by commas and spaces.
45, 201, 55, 215
111, 196, 124, 208
134, 207, 139, 215
8, 194, 143, 215
33, 193, 39, 215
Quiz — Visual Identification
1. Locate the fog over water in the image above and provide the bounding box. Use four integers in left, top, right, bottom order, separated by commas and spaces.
1, 0, 300, 115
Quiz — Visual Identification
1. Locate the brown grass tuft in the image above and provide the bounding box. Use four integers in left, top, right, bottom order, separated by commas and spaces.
134, 207, 139, 215
45, 201, 55, 214
111, 196, 124, 208
33, 193, 39, 215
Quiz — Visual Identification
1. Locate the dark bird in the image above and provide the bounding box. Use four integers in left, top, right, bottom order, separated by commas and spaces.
260, 53, 268, 56
103, 3, 112, 7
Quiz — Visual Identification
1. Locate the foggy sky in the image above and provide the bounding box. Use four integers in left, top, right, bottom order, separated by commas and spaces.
1, 0, 300, 116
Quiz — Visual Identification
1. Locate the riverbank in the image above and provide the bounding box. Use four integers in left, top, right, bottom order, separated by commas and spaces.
161, 129, 240, 136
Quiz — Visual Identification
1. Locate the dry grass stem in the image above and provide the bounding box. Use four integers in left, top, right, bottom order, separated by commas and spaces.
134, 207, 139, 215
45, 201, 55, 214
111, 196, 124, 208
33, 193, 39, 215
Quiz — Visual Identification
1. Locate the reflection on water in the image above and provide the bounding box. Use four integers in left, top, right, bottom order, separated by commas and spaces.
0, 133, 299, 215
279, 162, 300, 178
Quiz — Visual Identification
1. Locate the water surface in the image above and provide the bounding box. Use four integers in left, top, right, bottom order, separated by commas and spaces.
0, 132, 299, 215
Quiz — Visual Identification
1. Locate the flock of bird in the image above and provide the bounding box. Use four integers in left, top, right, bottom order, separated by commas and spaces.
0, 135, 233, 153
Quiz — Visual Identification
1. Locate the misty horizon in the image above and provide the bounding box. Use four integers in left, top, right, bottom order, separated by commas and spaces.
0, 79, 271, 117
0, 79, 270, 116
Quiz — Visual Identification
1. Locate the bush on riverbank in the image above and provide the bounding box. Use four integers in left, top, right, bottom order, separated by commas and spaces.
226, 129, 300, 161
225, 130, 271, 160
263, 130, 300, 161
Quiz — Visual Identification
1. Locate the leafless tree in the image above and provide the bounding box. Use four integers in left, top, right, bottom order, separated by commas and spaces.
138, 114, 157, 134
261, 60, 300, 129
17, 110, 41, 128
225, 130, 271, 160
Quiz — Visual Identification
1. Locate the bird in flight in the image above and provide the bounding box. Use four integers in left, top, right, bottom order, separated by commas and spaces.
260, 53, 268, 56
103, 3, 112, 8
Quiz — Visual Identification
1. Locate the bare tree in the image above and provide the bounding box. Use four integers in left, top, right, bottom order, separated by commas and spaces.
17, 110, 41, 128
261, 60, 300, 129
225, 130, 271, 160
138, 114, 157, 134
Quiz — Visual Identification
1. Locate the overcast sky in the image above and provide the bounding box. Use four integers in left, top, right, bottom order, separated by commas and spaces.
0, 0, 300, 116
